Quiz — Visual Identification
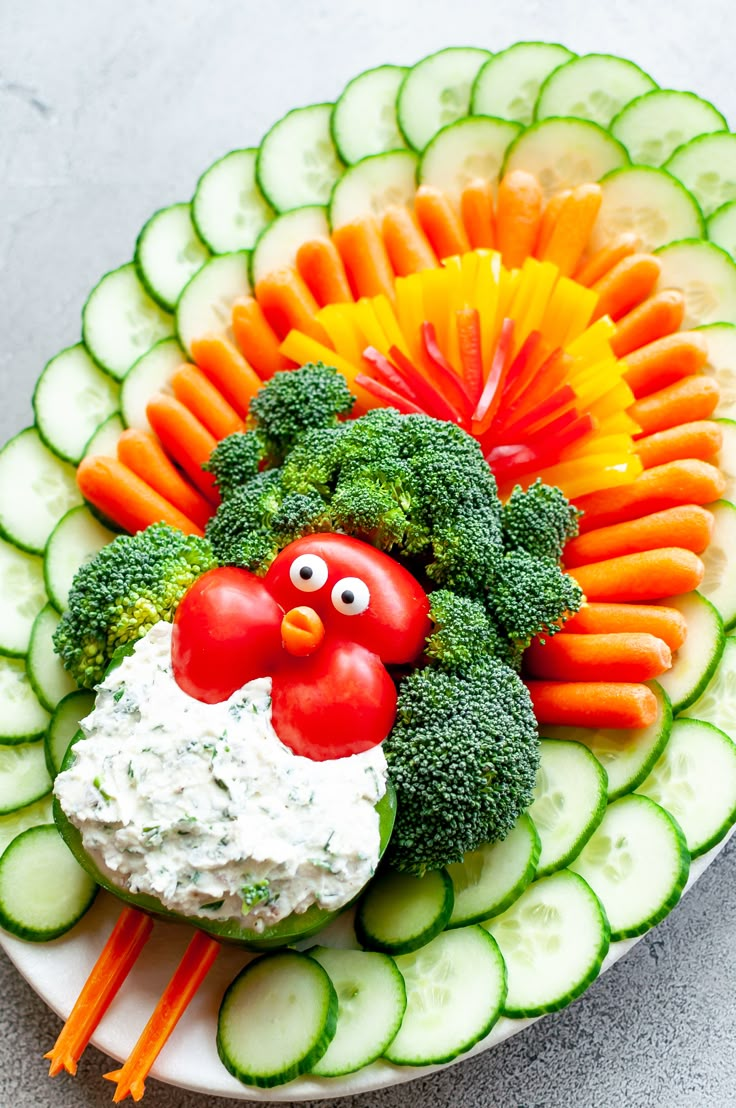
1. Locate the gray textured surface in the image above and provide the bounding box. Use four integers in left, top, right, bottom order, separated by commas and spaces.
2, 1, 736, 1105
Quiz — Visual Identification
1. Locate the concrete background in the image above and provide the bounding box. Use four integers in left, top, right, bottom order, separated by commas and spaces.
1, 1, 736, 1104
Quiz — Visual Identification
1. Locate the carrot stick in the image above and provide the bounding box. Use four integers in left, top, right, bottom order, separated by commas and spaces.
562, 602, 688, 652
255, 265, 328, 344
413, 185, 471, 260
564, 504, 714, 567
622, 332, 708, 398
171, 364, 244, 440
629, 375, 721, 436
574, 230, 639, 287
525, 631, 672, 683
535, 189, 570, 258
460, 178, 495, 249
496, 170, 544, 268
539, 184, 603, 276
611, 289, 686, 357
296, 237, 354, 305
332, 214, 397, 300
190, 335, 263, 417
103, 931, 220, 1103
591, 254, 662, 322
146, 394, 220, 504
568, 547, 704, 602
77, 455, 204, 536
117, 428, 213, 531
575, 458, 725, 532
231, 296, 294, 381
525, 680, 659, 729
381, 205, 438, 275
46, 907, 153, 1077
636, 420, 723, 468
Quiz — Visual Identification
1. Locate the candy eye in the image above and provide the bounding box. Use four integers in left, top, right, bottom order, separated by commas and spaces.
331, 577, 370, 616
289, 554, 329, 593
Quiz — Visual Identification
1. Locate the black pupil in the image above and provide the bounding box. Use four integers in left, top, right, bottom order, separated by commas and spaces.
341, 589, 355, 605
299, 566, 313, 580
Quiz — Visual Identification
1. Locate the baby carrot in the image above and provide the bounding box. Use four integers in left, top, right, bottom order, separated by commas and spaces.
610, 289, 686, 357
496, 170, 544, 268
190, 335, 263, 416
568, 547, 704, 602
231, 297, 293, 380
77, 455, 204, 536
575, 458, 726, 532
636, 420, 723, 468
296, 237, 354, 305
539, 183, 603, 276
525, 680, 659, 729
414, 184, 471, 260
255, 265, 328, 343
574, 230, 639, 287
564, 503, 714, 567
622, 331, 708, 398
117, 428, 213, 531
535, 188, 570, 258
525, 631, 672, 683
146, 394, 220, 504
460, 177, 495, 249
332, 214, 397, 299
381, 204, 438, 275
629, 375, 721, 436
591, 253, 662, 322
562, 602, 688, 652
171, 363, 244, 440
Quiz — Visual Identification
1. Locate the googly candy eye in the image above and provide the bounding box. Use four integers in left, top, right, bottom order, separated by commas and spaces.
331, 577, 370, 615
289, 553, 329, 592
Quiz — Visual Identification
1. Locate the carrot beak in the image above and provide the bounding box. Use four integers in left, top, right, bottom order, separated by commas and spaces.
281, 606, 325, 657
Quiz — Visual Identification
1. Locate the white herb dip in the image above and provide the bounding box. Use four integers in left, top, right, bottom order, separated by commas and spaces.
54, 622, 387, 931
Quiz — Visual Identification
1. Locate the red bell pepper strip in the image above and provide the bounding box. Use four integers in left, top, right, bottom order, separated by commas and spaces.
498, 330, 544, 409
496, 383, 577, 442
388, 345, 467, 425
355, 373, 430, 415
487, 413, 594, 478
420, 321, 475, 414
361, 346, 419, 401
454, 308, 484, 404
472, 318, 516, 432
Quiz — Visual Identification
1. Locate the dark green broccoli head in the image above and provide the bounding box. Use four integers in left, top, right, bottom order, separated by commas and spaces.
425, 589, 521, 674
503, 479, 581, 561
247, 362, 355, 464
53, 523, 217, 689
492, 550, 583, 649
203, 431, 265, 500
204, 469, 286, 571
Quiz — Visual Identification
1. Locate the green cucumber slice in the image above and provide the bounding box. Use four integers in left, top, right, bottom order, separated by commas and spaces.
175, 252, 251, 359
45, 691, 93, 778
0, 428, 82, 555
397, 47, 491, 152
329, 150, 419, 231
250, 205, 329, 287
355, 867, 453, 955
82, 262, 174, 381
217, 950, 337, 1087
639, 717, 736, 857
385, 925, 506, 1065
569, 793, 689, 941
589, 166, 704, 255
0, 741, 52, 814
446, 812, 540, 927
610, 89, 727, 169
698, 500, 736, 629
44, 505, 116, 613
82, 412, 124, 459
0, 539, 46, 658
697, 322, 736, 420
534, 53, 656, 127
654, 239, 736, 327
192, 149, 274, 254
134, 202, 210, 312
120, 336, 185, 432
331, 65, 408, 165
708, 199, 736, 259
0, 656, 49, 744
26, 604, 76, 714
529, 739, 608, 876
471, 42, 575, 126
308, 947, 406, 1076
0, 793, 53, 859
681, 635, 736, 737
486, 869, 609, 1017
716, 418, 736, 503
502, 118, 629, 200
419, 116, 521, 199
665, 132, 736, 218
33, 344, 120, 465
0, 824, 96, 941
256, 104, 344, 212
657, 591, 725, 713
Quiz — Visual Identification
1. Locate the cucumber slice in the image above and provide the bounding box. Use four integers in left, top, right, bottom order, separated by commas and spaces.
708, 199, 736, 259
0, 824, 96, 941
657, 591, 725, 713
0, 539, 46, 658
331, 65, 408, 165
44, 505, 116, 613
529, 739, 608, 877
45, 691, 93, 778
716, 418, 736, 503
82, 262, 174, 381
419, 117, 521, 199
654, 239, 736, 327
134, 203, 210, 312
217, 950, 337, 1087
665, 132, 736, 218
0, 740, 52, 814
0, 793, 53, 858
471, 42, 575, 127
82, 412, 124, 459
589, 167, 704, 255
33, 344, 120, 465
355, 867, 453, 955
486, 869, 609, 1017
502, 118, 629, 201
639, 718, 736, 857
698, 500, 736, 629
610, 89, 727, 169
534, 53, 656, 127
192, 149, 274, 254
256, 104, 344, 213
543, 681, 672, 801
307, 947, 406, 1076
120, 336, 184, 431
329, 150, 419, 231
0, 656, 49, 744
397, 47, 491, 152
569, 794, 689, 941
681, 635, 736, 737
176, 252, 251, 358
446, 812, 540, 927
250, 205, 329, 287
385, 925, 506, 1065
27, 604, 76, 714
0, 428, 82, 555
697, 322, 736, 420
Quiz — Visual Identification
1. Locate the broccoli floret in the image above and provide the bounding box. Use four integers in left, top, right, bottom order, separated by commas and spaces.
203, 431, 265, 499
503, 479, 580, 561
247, 362, 355, 464
53, 524, 216, 689
205, 469, 285, 570
425, 590, 520, 673
492, 551, 583, 649
241, 879, 271, 910
384, 658, 540, 876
